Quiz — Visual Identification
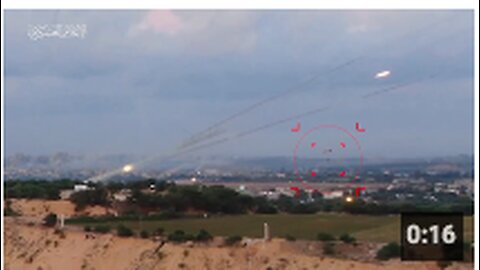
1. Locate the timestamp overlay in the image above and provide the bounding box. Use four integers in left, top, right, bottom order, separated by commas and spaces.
401, 212, 464, 261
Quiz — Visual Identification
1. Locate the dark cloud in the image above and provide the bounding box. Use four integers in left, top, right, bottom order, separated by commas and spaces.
4, 10, 474, 158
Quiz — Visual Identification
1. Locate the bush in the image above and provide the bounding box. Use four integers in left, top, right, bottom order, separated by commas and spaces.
317, 232, 335, 242
339, 233, 356, 244
154, 227, 165, 236
323, 242, 335, 255
376, 242, 400, 260
84, 225, 92, 232
284, 234, 296, 241
43, 213, 57, 227
117, 225, 134, 237
167, 230, 194, 242
195, 229, 213, 242
140, 230, 149, 239
93, 225, 111, 234
225, 235, 242, 246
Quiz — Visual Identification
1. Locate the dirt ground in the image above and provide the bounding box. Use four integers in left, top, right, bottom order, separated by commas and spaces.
3, 199, 474, 270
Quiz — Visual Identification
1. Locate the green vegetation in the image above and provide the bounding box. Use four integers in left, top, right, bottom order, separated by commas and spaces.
5, 179, 76, 200
317, 232, 335, 241
339, 233, 356, 244
376, 242, 400, 260
69, 213, 474, 243
70, 188, 109, 210
195, 229, 213, 242
167, 230, 194, 242
43, 213, 57, 227
93, 225, 111, 233
6, 179, 473, 216
117, 224, 134, 237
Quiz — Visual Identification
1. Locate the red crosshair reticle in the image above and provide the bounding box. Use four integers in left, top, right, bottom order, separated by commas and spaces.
355, 122, 366, 133
293, 124, 364, 196
291, 122, 301, 133
290, 186, 301, 197
355, 186, 366, 197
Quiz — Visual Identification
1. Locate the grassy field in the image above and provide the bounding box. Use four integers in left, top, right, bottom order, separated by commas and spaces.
76, 213, 473, 243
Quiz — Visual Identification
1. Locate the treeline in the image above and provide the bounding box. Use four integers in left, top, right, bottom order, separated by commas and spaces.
131, 184, 275, 214
4, 179, 77, 199
5, 179, 474, 216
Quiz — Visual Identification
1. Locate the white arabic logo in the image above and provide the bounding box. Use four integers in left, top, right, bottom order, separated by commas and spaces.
27, 24, 87, 41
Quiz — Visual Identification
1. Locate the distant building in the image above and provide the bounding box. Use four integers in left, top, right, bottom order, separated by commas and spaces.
113, 189, 132, 202
74, 184, 90, 192
323, 190, 344, 199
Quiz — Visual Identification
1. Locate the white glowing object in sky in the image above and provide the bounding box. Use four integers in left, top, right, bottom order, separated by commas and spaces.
375, 70, 391, 79
122, 164, 134, 173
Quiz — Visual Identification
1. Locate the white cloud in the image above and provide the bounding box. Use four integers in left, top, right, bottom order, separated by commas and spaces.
129, 10, 259, 55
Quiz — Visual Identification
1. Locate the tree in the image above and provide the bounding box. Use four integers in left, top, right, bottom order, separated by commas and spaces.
70, 188, 109, 210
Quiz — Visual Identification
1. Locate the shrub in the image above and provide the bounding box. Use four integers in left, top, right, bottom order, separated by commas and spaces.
284, 234, 296, 241
154, 227, 165, 236
195, 229, 213, 242
43, 213, 57, 227
167, 230, 194, 242
117, 225, 134, 237
323, 242, 335, 255
93, 225, 111, 234
140, 230, 149, 239
339, 233, 356, 244
84, 225, 92, 232
225, 235, 242, 246
317, 232, 335, 242
376, 242, 400, 261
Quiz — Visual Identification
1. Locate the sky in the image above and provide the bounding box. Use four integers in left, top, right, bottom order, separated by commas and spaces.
4, 10, 474, 160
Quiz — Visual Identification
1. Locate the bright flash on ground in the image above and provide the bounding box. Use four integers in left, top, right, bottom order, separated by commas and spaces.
345, 196, 354, 203
122, 164, 134, 173
375, 70, 391, 79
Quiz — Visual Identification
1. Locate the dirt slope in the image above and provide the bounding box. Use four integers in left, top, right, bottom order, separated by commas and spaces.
4, 218, 472, 270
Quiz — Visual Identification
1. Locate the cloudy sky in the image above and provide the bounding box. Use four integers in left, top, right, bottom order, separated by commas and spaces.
4, 10, 474, 159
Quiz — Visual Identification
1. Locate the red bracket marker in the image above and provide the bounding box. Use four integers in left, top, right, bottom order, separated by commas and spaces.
355, 122, 366, 133
290, 186, 301, 197
355, 186, 366, 197
291, 122, 301, 133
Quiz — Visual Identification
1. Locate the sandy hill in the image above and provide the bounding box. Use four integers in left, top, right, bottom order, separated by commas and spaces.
4, 218, 471, 270
4, 199, 473, 270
